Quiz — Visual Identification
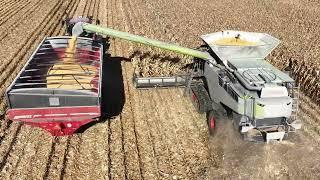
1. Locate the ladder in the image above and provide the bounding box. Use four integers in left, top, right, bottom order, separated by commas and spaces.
289, 84, 299, 120
287, 83, 302, 131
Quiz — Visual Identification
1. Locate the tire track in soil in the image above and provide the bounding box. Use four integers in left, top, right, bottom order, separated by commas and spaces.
120, 63, 144, 180
0, 0, 43, 41
0, 123, 22, 174
62, 125, 109, 180
299, 111, 320, 143
60, 0, 110, 180
5, 127, 40, 179
151, 89, 188, 178
103, 1, 118, 179
47, 136, 72, 179
116, 0, 148, 178
300, 95, 320, 115
0, 0, 72, 142
42, 137, 70, 180
0, 0, 22, 16
127, 89, 157, 180
0, 0, 31, 26
103, 0, 129, 178
56, 0, 81, 36
115, 2, 160, 175
0, 0, 74, 114
168, 89, 210, 177
134, 90, 160, 179
116, 0, 164, 178
162, 89, 210, 178
0, 0, 79, 178
107, 38, 126, 180
119, 40, 143, 180
8, 130, 51, 179
0, 0, 59, 66
16, 132, 53, 179
108, 116, 126, 179
73, 0, 86, 16
145, 90, 175, 179
82, 0, 92, 17
0, 118, 12, 139
0, 0, 14, 9
58, 135, 83, 180
49, 0, 100, 179
56, 2, 109, 179
0, 0, 65, 105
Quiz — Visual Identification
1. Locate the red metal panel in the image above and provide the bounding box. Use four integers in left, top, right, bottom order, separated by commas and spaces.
7, 106, 100, 136
25, 120, 92, 136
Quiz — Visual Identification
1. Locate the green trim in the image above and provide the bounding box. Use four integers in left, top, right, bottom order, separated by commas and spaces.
254, 103, 264, 118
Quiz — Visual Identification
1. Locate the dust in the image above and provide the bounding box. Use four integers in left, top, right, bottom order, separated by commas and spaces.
204, 119, 320, 179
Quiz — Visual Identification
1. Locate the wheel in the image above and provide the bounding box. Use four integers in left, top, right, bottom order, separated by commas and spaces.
190, 83, 211, 114
207, 111, 216, 135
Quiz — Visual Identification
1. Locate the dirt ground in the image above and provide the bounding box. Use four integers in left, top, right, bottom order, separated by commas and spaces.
0, 0, 319, 179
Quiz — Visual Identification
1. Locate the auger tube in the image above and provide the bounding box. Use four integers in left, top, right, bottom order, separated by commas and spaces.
81, 23, 212, 60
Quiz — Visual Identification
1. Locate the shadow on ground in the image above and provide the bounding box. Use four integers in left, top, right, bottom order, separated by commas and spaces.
77, 38, 130, 133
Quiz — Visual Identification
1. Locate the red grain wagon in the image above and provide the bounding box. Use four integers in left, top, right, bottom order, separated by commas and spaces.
5, 36, 103, 136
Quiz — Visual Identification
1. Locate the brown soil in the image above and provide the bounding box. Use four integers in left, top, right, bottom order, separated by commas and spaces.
0, 0, 319, 179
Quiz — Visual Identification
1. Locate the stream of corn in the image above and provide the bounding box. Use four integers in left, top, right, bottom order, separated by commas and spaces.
47, 36, 97, 90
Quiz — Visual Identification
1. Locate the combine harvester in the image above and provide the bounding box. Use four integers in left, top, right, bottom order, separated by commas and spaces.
6, 17, 301, 142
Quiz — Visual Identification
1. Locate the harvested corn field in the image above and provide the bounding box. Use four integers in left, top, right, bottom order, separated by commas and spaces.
0, 0, 320, 179
131, 51, 192, 77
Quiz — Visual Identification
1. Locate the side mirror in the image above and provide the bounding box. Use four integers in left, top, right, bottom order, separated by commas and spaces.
96, 19, 101, 25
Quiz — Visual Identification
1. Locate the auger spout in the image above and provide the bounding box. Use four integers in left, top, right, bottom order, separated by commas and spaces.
76, 23, 212, 60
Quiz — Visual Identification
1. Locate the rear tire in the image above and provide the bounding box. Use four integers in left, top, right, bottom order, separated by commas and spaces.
207, 110, 216, 135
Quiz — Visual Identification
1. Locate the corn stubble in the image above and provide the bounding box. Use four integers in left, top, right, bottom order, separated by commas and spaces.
131, 50, 192, 77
